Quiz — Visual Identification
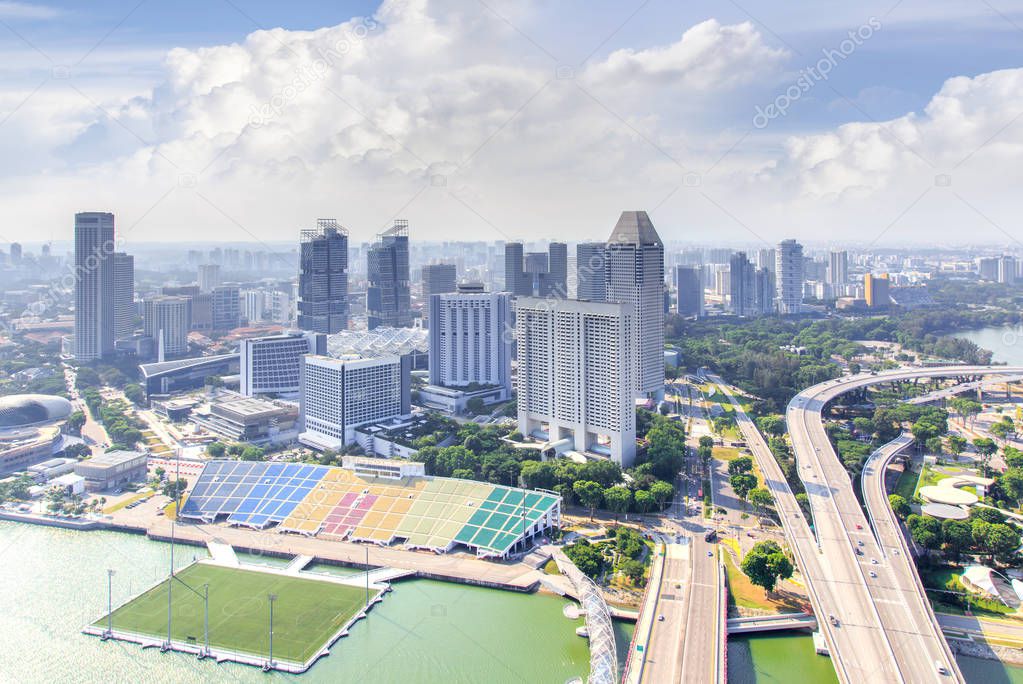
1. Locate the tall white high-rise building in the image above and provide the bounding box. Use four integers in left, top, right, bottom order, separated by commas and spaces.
197, 264, 222, 292
775, 239, 805, 315
428, 291, 513, 397
605, 211, 664, 399
516, 297, 636, 467
827, 250, 848, 286
143, 296, 191, 357
240, 330, 326, 396
298, 354, 411, 450
73, 212, 116, 361
113, 252, 135, 341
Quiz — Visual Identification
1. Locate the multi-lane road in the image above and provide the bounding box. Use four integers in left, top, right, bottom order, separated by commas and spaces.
787, 365, 1023, 683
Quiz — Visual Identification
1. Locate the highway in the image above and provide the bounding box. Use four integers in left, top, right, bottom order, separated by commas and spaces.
787, 365, 1023, 683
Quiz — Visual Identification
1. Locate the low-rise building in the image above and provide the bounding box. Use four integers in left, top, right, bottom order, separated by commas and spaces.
190, 392, 299, 444
0, 426, 64, 477
73, 451, 147, 491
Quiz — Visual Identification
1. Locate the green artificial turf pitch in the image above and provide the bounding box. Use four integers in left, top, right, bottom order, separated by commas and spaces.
96, 563, 372, 663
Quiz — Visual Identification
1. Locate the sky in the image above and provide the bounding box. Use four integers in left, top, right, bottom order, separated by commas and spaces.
1, 0, 1022, 248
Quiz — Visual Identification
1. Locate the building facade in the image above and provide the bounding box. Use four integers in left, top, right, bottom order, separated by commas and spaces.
576, 242, 607, 301
197, 264, 222, 292
299, 354, 412, 449
73, 212, 116, 361
298, 219, 349, 333
143, 295, 191, 357
211, 285, 240, 330
428, 291, 513, 396
239, 330, 326, 396
775, 239, 805, 315
674, 265, 703, 317
113, 252, 135, 341
516, 297, 635, 467
605, 210, 664, 399
367, 221, 412, 329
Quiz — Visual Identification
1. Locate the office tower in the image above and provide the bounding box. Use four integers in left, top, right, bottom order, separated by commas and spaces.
113, 252, 134, 341
977, 257, 999, 281
298, 219, 349, 334
576, 242, 607, 301
367, 220, 412, 329
9, 242, 21, 263
541, 242, 568, 297
428, 291, 513, 397
755, 248, 776, 273
267, 288, 294, 325
422, 263, 457, 297
999, 255, 1018, 284
605, 210, 665, 399
143, 296, 190, 357
299, 353, 412, 449
197, 264, 222, 292
240, 330, 326, 396
729, 252, 756, 316
754, 268, 775, 314
707, 248, 732, 264
827, 250, 848, 286
504, 242, 530, 296
516, 297, 636, 467
211, 285, 240, 330
674, 265, 702, 317
73, 212, 116, 361
775, 239, 805, 315
864, 273, 891, 308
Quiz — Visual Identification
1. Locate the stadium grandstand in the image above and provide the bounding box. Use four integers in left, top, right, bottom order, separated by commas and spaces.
178, 458, 560, 558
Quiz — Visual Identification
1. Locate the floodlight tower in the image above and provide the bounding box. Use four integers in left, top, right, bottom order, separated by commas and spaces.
267, 593, 278, 670
104, 569, 115, 640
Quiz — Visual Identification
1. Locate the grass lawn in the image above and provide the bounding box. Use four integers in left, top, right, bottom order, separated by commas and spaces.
721, 548, 804, 614
921, 566, 1016, 619
97, 563, 370, 664
714, 447, 764, 487
894, 467, 920, 501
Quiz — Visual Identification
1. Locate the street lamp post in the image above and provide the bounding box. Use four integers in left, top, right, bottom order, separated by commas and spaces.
267, 593, 277, 670
203, 583, 210, 658
105, 569, 115, 640
365, 546, 369, 608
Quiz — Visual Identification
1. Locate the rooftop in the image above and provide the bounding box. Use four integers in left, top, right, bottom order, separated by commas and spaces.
608, 210, 662, 247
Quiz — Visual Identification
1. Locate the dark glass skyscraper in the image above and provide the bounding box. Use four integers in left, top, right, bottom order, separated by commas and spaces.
298, 219, 349, 334
74, 212, 116, 361
367, 220, 412, 329
576, 242, 607, 301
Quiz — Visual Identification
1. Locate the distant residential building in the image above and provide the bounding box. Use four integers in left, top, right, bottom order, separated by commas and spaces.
143, 296, 191, 357
605, 210, 664, 399
299, 353, 411, 450
775, 239, 805, 314
422, 263, 457, 297
674, 265, 703, 317
367, 221, 412, 329
977, 256, 1000, 281
516, 297, 635, 467
428, 291, 513, 397
239, 330, 326, 396
242, 290, 263, 324
729, 252, 756, 316
266, 288, 294, 325
999, 255, 1018, 285
576, 242, 607, 301
504, 242, 531, 296
9, 242, 21, 263
73, 212, 116, 361
504, 242, 568, 298
864, 273, 891, 309
197, 264, 222, 292
827, 250, 848, 286
542, 242, 568, 297
753, 268, 775, 314
113, 252, 135, 341
298, 219, 349, 334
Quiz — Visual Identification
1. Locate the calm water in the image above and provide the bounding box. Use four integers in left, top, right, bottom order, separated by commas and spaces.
956, 326, 1023, 365
0, 521, 596, 683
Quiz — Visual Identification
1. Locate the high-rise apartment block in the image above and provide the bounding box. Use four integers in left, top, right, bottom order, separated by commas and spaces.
605, 211, 664, 399
516, 297, 635, 467
197, 264, 222, 292
299, 354, 411, 450
143, 296, 191, 357
775, 239, 805, 315
864, 273, 891, 309
298, 219, 349, 334
211, 285, 240, 330
428, 291, 513, 397
576, 242, 606, 301
367, 221, 412, 329
73, 212, 116, 361
827, 251, 848, 286
240, 330, 326, 396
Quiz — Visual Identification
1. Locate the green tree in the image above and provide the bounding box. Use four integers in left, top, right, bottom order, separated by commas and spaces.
634, 489, 655, 514
573, 481, 604, 521
620, 558, 646, 585
748, 488, 773, 517
727, 456, 753, 477
465, 397, 486, 415
941, 519, 973, 560
973, 438, 998, 475
925, 436, 944, 456
65, 411, 86, 435
887, 494, 910, 519
520, 461, 557, 490
740, 540, 793, 593
999, 468, 1023, 504
206, 441, 225, 457
240, 446, 265, 461
756, 415, 785, 437
451, 468, 475, 479
698, 435, 715, 450
603, 486, 632, 520
907, 514, 943, 550
947, 435, 967, 456
564, 539, 602, 578
123, 384, 145, 405
650, 480, 674, 510
730, 473, 757, 502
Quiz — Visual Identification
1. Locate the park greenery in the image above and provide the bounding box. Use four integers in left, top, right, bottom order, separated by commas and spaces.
905, 507, 1021, 567
563, 525, 652, 585
82, 389, 145, 450
740, 540, 794, 593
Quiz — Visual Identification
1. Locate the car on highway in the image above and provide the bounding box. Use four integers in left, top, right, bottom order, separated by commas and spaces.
704, 530, 717, 542
854, 548, 863, 556
871, 558, 878, 564
828, 614, 839, 627
869, 570, 877, 578
706, 551, 713, 557
855, 523, 863, 530
657, 615, 665, 622
857, 540, 864, 546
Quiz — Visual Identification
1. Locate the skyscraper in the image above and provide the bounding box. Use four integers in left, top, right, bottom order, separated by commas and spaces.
73, 212, 116, 361
674, 265, 702, 317
864, 273, 891, 308
298, 219, 349, 334
505, 242, 568, 298
729, 252, 756, 316
775, 239, 805, 315
541, 242, 568, 297
113, 252, 134, 341
516, 297, 635, 467
827, 250, 848, 286
428, 291, 513, 397
576, 242, 607, 301
367, 220, 412, 329
240, 330, 326, 396
197, 264, 222, 292
9, 242, 21, 263
605, 210, 664, 399
503, 242, 530, 296
143, 295, 190, 358
422, 263, 457, 297
211, 285, 240, 330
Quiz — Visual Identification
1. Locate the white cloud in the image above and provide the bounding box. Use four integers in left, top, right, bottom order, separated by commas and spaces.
0, 2, 58, 20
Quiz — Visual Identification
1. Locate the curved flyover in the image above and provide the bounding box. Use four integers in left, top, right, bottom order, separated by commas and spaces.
788, 365, 1023, 684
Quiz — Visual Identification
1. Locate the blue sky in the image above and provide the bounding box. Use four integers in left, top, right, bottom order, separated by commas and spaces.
1, 0, 1022, 244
